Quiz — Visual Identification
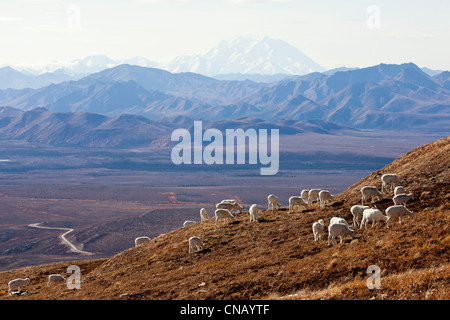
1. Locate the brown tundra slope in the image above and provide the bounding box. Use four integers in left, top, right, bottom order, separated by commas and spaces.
0, 136, 449, 300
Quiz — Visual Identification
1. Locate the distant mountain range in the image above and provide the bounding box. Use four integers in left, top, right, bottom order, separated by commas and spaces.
0, 62, 448, 131
0, 107, 353, 148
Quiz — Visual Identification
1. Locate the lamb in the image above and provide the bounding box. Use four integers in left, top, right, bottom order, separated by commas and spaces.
360, 208, 388, 229
386, 205, 415, 228
394, 186, 406, 196
288, 196, 308, 213
267, 194, 281, 211
393, 193, 415, 207
329, 217, 352, 228
135, 236, 151, 246
319, 190, 334, 208
47, 274, 66, 286
360, 186, 382, 205
381, 174, 402, 193
200, 208, 208, 222
216, 201, 244, 214
188, 236, 204, 254
350, 205, 370, 227
300, 189, 309, 201
183, 220, 196, 227
214, 208, 235, 225
328, 223, 355, 246
249, 204, 259, 223
312, 219, 324, 241
8, 278, 30, 295
308, 189, 322, 205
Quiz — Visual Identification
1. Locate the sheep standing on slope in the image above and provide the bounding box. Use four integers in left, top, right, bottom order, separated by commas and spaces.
381, 174, 402, 193
200, 208, 208, 222
267, 194, 281, 211
249, 204, 259, 223
308, 189, 322, 206
319, 190, 334, 208
216, 201, 244, 214
289, 196, 308, 213
8, 278, 30, 295
328, 223, 355, 246
214, 209, 235, 225
386, 205, 415, 228
350, 205, 370, 227
360, 208, 388, 229
393, 193, 415, 207
47, 274, 66, 286
312, 219, 324, 241
301, 189, 309, 201
183, 221, 196, 227
188, 236, 204, 254
394, 186, 406, 196
135, 236, 151, 246
360, 186, 382, 205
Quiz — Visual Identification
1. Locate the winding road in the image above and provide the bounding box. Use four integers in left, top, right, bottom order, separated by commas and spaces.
28, 223, 94, 255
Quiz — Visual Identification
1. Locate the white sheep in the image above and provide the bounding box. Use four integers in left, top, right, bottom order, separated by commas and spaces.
214, 208, 235, 225
312, 219, 324, 241
393, 193, 415, 207
394, 186, 406, 196
188, 236, 204, 254
328, 223, 355, 246
249, 204, 259, 223
216, 201, 244, 214
381, 173, 402, 193
308, 189, 322, 205
200, 208, 208, 222
329, 217, 352, 228
360, 186, 382, 205
135, 236, 151, 246
183, 220, 196, 227
319, 190, 334, 208
267, 194, 281, 211
8, 278, 30, 295
360, 208, 388, 229
350, 205, 370, 227
300, 189, 309, 201
288, 196, 308, 213
47, 274, 66, 286
386, 205, 415, 228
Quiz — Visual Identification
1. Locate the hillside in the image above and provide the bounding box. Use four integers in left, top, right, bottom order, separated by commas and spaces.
0, 137, 448, 300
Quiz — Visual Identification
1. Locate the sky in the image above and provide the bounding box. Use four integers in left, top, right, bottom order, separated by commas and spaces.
0, 0, 449, 71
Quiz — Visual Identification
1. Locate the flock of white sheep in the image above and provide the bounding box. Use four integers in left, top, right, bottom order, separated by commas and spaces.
6, 173, 414, 295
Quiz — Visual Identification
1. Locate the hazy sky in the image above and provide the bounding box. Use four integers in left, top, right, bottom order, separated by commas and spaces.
1, 0, 449, 70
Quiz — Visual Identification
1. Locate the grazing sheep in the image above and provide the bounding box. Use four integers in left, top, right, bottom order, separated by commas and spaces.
200, 208, 208, 222
308, 189, 322, 205
267, 194, 281, 211
249, 204, 259, 223
183, 220, 196, 227
381, 174, 402, 193
312, 219, 324, 241
8, 278, 30, 295
329, 217, 352, 228
47, 274, 66, 286
300, 189, 309, 201
216, 201, 244, 214
360, 208, 388, 229
386, 205, 415, 228
360, 186, 382, 205
319, 190, 334, 208
328, 223, 355, 246
135, 236, 151, 246
393, 193, 415, 207
214, 209, 235, 225
289, 196, 308, 213
350, 205, 370, 227
188, 236, 204, 254
394, 186, 406, 196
